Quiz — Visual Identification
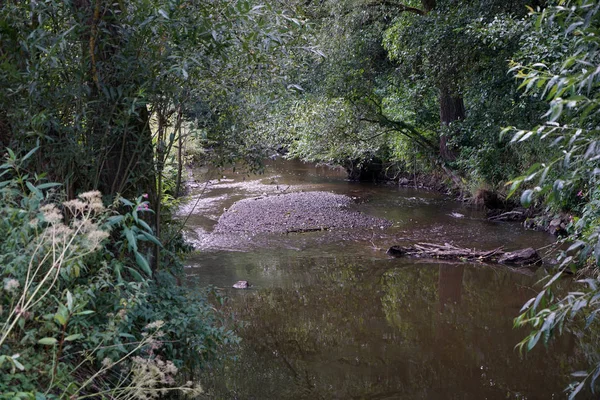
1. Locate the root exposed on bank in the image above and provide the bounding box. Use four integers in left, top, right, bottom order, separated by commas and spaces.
387, 242, 541, 266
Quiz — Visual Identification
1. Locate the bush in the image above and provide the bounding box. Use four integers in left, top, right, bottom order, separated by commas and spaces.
0, 154, 235, 399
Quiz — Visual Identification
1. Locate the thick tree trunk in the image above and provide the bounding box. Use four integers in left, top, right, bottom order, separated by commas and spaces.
438, 85, 465, 161
421, 0, 436, 12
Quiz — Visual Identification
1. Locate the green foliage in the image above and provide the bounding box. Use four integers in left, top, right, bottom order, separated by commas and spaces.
0, 157, 234, 398
509, 1, 600, 397
254, 0, 551, 185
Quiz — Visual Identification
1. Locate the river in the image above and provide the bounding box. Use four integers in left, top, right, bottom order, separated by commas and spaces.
181, 159, 585, 399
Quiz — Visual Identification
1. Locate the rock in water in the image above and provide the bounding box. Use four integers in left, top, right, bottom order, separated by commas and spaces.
232, 280, 251, 289
387, 246, 409, 257
498, 248, 541, 266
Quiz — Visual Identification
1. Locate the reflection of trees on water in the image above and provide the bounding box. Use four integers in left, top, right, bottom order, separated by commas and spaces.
202, 259, 586, 399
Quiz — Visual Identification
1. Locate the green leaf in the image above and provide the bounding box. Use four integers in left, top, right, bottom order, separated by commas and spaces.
126, 266, 145, 282
22, 146, 39, 162
137, 219, 153, 233
36, 182, 61, 190
107, 215, 125, 226
66, 291, 73, 312
124, 228, 137, 252
74, 310, 95, 316
38, 337, 58, 345
64, 334, 83, 342
521, 189, 534, 207
119, 198, 134, 207
54, 312, 67, 326
527, 331, 541, 351
506, 179, 523, 199
12, 358, 25, 371
135, 251, 152, 276
26, 181, 42, 199
140, 231, 162, 247
158, 9, 169, 19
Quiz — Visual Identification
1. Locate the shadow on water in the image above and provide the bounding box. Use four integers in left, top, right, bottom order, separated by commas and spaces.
182, 160, 587, 399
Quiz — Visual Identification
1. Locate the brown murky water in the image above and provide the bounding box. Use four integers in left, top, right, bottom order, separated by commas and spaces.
183, 159, 586, 399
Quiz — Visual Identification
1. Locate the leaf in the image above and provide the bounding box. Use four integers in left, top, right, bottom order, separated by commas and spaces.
54, 312, 67, 326
518, 131, 534, 142
521, 189, 534, 207
571, 371, 589, 378
135, 251, 152, 276
124, 228, 137, 252
126, 266, 145, 282
533, 290, 546, 311
66, 291, 73, 312
544, 271, 563, 288
567, 241, 585, 253
22, 146, 39, 162
26, 181, 42, 199
140, 231, 162, 247
137, 219, 153, 233
158, 9, 169, 19
565, 21, 584, 36
107, 215, 125, 226
520, 297, 536, 313
74, 310, 94, 316
568, 379, 586, 400
36, 182, 61, 190
506, 179, 523, 199
527, 331, 541, 351
64, 334, 83, 342
287, 84, 305, 92
119, 198, 134, 207
12, 358, 25, 371
38, 337, 58, 345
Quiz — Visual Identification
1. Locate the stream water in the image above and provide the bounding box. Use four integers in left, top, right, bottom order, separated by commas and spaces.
182, 159, 586, 399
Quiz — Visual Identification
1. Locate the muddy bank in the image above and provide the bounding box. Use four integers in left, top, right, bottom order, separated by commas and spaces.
214, 191, 391, 234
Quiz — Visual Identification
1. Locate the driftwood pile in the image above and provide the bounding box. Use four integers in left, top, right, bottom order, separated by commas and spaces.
387, 242, 541, 266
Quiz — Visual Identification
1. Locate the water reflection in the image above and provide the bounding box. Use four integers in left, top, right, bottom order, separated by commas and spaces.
199, 258, 584, 399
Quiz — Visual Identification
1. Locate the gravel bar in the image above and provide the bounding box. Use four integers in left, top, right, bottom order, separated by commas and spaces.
213, 191, 391, 234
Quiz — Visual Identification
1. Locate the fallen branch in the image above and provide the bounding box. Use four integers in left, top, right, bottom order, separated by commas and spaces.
387, 243, 541, 266
488, 210, 525, 222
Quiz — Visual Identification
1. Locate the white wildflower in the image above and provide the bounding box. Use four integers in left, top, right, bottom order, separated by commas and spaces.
3, 278, 20, 294
143, 320, 165, 330
78, 190, 101, 202
101, 357, 114, 368
87, 229, 109, 250
63, 199, 86, 214
40, 204, 63, 224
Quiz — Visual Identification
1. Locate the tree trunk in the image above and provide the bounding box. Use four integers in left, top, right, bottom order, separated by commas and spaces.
438, 84, 465, 161
421, 0, 436, 12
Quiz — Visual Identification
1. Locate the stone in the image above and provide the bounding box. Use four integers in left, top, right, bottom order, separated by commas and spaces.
232, 280, 251, 289
387, 246, 409, 257
498, 248, 541, 266
548, 218, 566, 236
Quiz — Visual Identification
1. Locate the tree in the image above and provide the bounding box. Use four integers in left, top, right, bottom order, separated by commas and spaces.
508, 0, 600, 397
254, 0, 548, 188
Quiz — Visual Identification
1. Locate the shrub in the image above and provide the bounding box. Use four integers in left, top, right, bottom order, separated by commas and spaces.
0, 154, 234, 399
